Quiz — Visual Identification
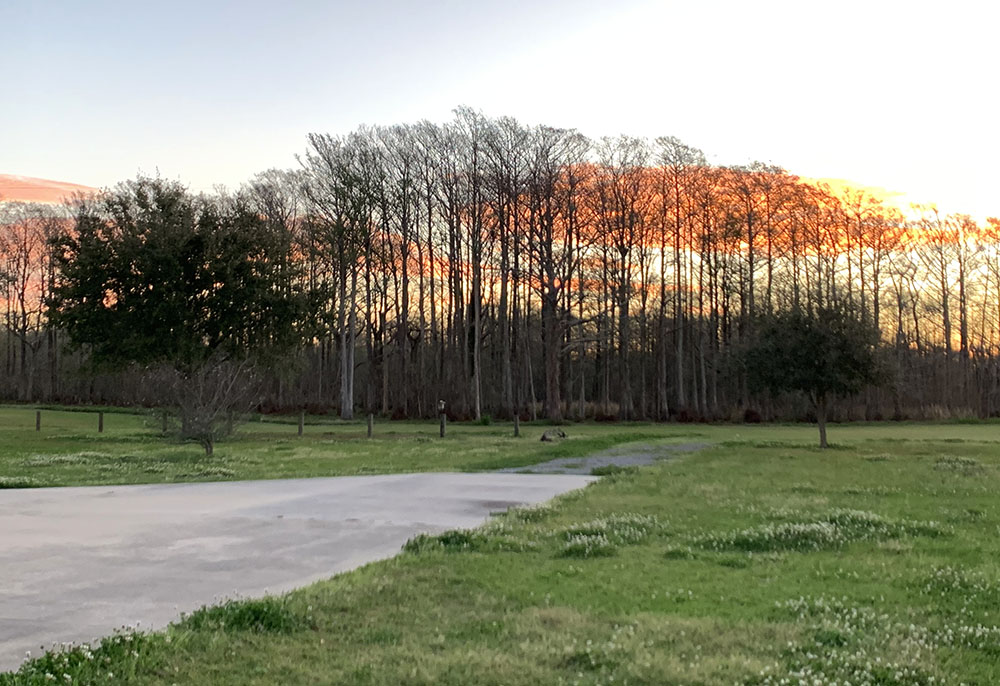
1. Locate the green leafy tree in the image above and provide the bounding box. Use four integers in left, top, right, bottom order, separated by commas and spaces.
48, 177, 309, 453
745, 307, 886, 448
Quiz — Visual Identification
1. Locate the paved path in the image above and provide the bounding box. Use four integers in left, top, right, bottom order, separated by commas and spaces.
0, 473, 593, 671
497, 441, 708, 474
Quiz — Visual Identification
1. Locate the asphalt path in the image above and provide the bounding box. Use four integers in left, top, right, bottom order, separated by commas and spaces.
0, 472, 593, 671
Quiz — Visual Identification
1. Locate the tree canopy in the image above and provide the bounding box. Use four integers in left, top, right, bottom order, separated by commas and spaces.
4, 111, 996, 424
48, 177, 308, 370
46, 177, 311, 453
745, 308, 886, 447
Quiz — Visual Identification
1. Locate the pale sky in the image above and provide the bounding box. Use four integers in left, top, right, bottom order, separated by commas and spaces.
3, 0, 997, 218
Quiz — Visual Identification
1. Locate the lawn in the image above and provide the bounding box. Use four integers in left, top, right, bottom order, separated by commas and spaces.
0, 405, 705, 487
3, 410, 1000, 684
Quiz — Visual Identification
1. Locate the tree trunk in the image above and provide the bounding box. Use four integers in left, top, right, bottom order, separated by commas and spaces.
816, 394, 828, 449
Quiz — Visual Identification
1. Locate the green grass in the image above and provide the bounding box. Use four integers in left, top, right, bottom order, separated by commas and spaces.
4, 419, 1000, 684
0, 405, 706, 486
3, 403, 999, 487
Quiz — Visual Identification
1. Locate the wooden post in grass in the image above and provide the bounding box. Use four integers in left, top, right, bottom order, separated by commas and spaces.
35, 410, 41, 432
298, 410, 305, 437
438, 400, 446, 438
513, 415, 520, 437
161, 411, 168, 434
98, 411, 104, 433
367, 413, 373, 438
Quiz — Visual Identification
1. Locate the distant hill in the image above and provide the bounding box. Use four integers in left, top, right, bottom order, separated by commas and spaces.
0, 174, 97, 204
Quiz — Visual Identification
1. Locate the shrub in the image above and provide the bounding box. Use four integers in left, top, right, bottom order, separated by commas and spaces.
182, 596, 304, 634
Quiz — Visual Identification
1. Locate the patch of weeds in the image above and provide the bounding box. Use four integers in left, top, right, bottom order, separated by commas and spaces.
558, 513, 660, 558
562, 646, 618, 672
663, 545, 697, 560
749, 656, 938, 685
716, 554, 752, 569
196, 466, 237, 478
590, 464, 639, 476
753, 596, 943, 685
506, 503, 554, 523
403, 531, 465, 553
174, 467, 237, 479
700, 521, 841, 553
181, 595, 304, 634
877, 539, 913, 554
560, 533, 617, 558
697, 509, 944, 553
20, 451, 109, 467
812, 627, 849, 647
761, 591, 1000, 684
559, 624, 636, 674
561, 513, 660, 545
863, 453, 891, 462
403, 524, 537, 554
435, 529, 482, 549
934, 455, 984, 475
961, 507, 987, 521
2, 630, 163, 686
842, 485, 902, 496
0, 476, 42, 488
921, 565, 1000, 605
352, 465, 384, 475
403, 529, 485, 553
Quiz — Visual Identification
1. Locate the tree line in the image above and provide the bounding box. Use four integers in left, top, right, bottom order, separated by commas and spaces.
2, 108, 999, 423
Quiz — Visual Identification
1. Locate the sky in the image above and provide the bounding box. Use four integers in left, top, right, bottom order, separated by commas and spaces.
2, 0, 997, 219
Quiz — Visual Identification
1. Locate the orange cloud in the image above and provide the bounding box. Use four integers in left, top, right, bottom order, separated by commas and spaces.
0, 174, 96, 205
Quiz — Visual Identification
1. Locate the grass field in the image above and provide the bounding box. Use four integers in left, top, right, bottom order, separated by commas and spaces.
0, 405, 702, 487
3, 407, 1000, 684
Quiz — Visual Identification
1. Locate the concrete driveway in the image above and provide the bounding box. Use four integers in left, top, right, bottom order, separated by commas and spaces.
0, 472, 593, 671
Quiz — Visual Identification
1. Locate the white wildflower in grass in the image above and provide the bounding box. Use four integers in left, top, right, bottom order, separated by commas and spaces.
933, 455, 984, 474
507, 503, 555, 523
695, 509, 945, 554
558, 513, 660, 558
755, 592, 1000, 686
562, 513, 660, 545
561, 533, 616, 558
8, 628, 155, 685
921, 565, 999, 603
